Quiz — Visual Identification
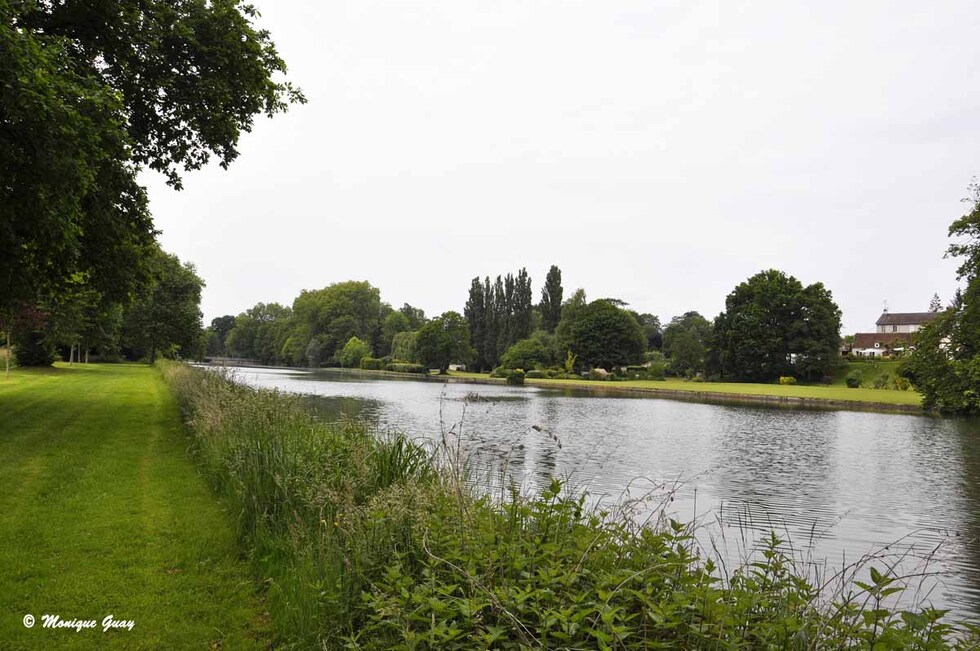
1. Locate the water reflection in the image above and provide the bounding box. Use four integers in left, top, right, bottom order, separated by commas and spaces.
228, 365, 980, 621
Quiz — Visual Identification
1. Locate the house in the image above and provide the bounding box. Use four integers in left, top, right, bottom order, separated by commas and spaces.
850, 310, 938, 357
875, 311, 936, 334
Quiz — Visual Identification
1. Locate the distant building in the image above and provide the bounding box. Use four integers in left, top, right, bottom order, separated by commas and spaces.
875, 312, 936, 334
850, 310, 938, 357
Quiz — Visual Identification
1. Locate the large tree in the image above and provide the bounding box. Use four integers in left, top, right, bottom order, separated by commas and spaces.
712, 270, 841, 382
416, 312, 474, 373
562, 299, 646, 370
120, 249, 205, 363
1, 0, 301, 338
513, 268, 533, 343
289, 281, 383, 366
225, 302, 292, 364
663, 312, 711, 377
464, 278, 489, 371
903, 182, 980, 413
539, 265, 564, 333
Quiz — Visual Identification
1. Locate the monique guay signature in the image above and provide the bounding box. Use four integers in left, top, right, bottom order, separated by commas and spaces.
30, 614, 135, 632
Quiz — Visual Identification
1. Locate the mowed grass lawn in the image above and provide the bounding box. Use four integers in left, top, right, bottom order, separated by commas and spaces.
0, 363, 268, 649
445, 371, 924, 407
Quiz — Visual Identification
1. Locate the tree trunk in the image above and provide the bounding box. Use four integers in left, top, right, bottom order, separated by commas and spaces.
5, 329, 9, 379
85, 345, 89, 364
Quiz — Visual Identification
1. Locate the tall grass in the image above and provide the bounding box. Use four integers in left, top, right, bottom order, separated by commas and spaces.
162, 362, 977, 648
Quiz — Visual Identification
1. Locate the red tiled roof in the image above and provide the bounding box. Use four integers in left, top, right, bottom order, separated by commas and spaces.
875, 312, 937, 326
852, 332, 913, 349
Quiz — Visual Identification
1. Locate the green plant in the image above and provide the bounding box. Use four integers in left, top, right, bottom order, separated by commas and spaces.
158, 364, 971, 649
846, 369, 863, 388
506, 370, 525, 386
563, 350, 577, 374
779, 376, 797, 385
360, 356, 384, 370
385, 362, 427, 374
500, 338, 550, 371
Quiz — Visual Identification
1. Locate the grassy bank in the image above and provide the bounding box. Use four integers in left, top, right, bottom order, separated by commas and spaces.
444, 370, 923, 409
162, 362, 973, 648
0, 364, 268, 648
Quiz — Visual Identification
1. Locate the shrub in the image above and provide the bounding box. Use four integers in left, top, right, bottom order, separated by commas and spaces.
490, 366, 514, 379
339, 336, 371, 368
524, 370, 546, 379
845, 369, 862, 388
384, 362, 427, 374
778, 376, 797, 385
506, 370, 526, 386
891, 375, 912, 391
500, 338, 551, 371
360, 357, 384, 370
12, 329, 55, 366
872, 372, 891, 390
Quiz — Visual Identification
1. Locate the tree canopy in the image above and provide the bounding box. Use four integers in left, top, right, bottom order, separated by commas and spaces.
711, 270, 841, 382
119, 248, 205, 363
1, 0, 301, 361
903, 182, 980, 413
539, 265, 563, 333
561, 299, 646, 370
417, 312, 473, 373
663, 312, 711, 378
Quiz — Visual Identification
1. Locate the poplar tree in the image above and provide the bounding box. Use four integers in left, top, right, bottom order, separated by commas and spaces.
540, 265, 564, 332
464, 277, 488, 371
483, 277, 499, 368
493, 276, 507, 362
513, 268, 533, 342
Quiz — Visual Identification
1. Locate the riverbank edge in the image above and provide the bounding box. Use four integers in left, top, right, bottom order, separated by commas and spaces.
209, 363, 925, 415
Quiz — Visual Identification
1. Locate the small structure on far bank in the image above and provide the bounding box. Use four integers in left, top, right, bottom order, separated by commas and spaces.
847, 310, 938, 357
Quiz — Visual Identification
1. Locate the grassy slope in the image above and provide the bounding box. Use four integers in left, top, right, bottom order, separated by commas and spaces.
0, 364, 268, 649
445, 369, 922, 407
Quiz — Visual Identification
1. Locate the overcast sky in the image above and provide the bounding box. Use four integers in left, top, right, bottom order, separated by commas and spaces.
143, 0, 980, 334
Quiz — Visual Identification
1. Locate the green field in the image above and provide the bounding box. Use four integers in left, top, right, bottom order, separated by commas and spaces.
0, 364, 268, 648
446, 367, 923, 408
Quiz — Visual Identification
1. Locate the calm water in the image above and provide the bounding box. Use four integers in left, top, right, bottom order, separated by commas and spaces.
230, 365, 980, 620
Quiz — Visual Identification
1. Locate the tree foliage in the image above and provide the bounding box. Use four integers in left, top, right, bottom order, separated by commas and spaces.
562, 300, 646, 370
500, 338, 551, 371
290, 281, 383, 366
663, 312, 711, 377
120, 249, 205, 363
539, 265, 564, 333
391, 331, 419, 363
904, 182, 980, 413
417, 312, 473, 373
0, 0, 301, 328
225, 302, 292, 364
339, 336, 372, 368
464, 277, 489, 371
464, 269, 534, 371
712, 270, 841, 382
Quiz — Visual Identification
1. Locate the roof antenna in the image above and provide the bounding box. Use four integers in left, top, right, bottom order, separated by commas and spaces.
883, 299, 888, 314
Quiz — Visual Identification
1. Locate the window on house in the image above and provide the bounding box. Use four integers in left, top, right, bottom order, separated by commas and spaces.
893, 325, 897, 332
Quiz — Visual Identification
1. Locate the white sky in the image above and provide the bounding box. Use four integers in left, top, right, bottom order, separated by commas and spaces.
144, 0, 980, 334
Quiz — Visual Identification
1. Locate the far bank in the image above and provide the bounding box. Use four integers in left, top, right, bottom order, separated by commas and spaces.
205, 363, 924, 414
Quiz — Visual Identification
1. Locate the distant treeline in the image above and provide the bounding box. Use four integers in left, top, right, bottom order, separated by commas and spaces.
209, 265, 845, 383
